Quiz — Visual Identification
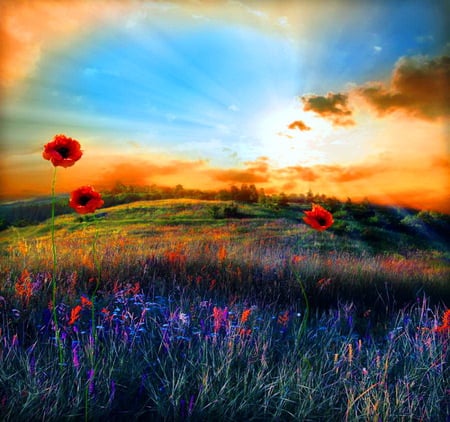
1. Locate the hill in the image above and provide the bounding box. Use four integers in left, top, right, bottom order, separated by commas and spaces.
1, 196, 449, 255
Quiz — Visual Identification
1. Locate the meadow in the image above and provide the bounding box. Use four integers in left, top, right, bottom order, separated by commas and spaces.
0, 198, 449, 421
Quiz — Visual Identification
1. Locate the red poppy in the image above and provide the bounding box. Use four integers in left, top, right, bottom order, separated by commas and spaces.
43, 134, 82, 167
303, 203, 334, 231
69, 186, 104, 214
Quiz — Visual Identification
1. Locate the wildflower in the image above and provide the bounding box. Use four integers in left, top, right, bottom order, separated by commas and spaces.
68, 305, 82, 325
11, 334, 19, 347
240, 308, 252, 324
69, 186, 104, 214
291, 255, 306, 264
347, 343, 353, 364
317, 278, 332, 290
303, 203, 334, 231
179, 312, 190, 325
87, 369, 95, 396
239, 328, 252, 337
72, 342, 80, 370
42, 134, 82, 167
15, 270, 33, 305
277, 310, 290, 326
80, 296, 92, 308
434, 309, 450, 334
217, 245, 227, 262
212, 306, 228, 333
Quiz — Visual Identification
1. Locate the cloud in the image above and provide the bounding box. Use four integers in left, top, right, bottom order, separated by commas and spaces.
210, 157, 270, 184
358, 55, 450, 120
317, 164, 385, 183
288, 120, 311, 131
277, 166, 319, 182
301, 92, 355, 127
210, 170, 269, 184
0, 1, 131, 87
94, 158, 207, 188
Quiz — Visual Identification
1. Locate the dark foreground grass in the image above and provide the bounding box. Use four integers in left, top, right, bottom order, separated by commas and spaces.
0, 288, 448, 421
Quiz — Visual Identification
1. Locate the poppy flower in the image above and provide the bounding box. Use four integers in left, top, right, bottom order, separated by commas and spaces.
69, 186, 104, 214
303, 203, 334, 231
43, 134, 83, 167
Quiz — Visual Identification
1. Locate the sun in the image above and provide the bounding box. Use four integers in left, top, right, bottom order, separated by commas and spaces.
253, 100, 334, 168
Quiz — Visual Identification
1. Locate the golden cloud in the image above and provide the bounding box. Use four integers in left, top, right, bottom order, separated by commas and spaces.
288, 120, 311, 131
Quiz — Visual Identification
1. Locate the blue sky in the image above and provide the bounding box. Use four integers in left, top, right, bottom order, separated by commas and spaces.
1, 0, 449, 211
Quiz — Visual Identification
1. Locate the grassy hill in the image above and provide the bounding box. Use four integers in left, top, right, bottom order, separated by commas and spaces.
1, 198, 449, 421
1, 197, 449, 254
1, 198, 449, 310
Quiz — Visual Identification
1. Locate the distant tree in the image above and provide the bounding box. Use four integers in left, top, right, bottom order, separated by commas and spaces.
230, 185, 239, 201
174, 184, 184, 198
258, 188, 267, 205
216, 189, 232, 201
248, 184, 259, 203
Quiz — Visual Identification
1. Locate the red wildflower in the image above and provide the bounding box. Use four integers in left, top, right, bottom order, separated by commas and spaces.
277, 310, 290, 326
80, 296, 92, 308
42, 134, 82, 167
69, 186, 104, 214
303, 203, 334, 231
240, 308, 252, 324
434, 309, 450, 334
68, 305, 82, 325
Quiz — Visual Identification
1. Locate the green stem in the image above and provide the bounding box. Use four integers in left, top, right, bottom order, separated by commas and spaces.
50, 167, 64, 364
294, 269, 309, 338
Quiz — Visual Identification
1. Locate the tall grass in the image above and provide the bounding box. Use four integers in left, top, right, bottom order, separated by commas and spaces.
1, 201, 449, 420
0, 289, 448, 421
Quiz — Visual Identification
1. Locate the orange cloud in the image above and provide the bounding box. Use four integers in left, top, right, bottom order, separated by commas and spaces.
317, 164, 385, 183
210, 169, 269, 184
0, 1, 131, 87
358, 55, 450, 120
301, 92, 355, 127
277, 166, 319, 182
288, 120, 311, 131
94, 158, 208, 189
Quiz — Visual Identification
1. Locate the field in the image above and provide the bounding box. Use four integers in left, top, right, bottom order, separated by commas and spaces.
0, 198, 449, 421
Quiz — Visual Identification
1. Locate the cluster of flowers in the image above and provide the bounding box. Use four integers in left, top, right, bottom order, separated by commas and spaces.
43, 134, 104, 214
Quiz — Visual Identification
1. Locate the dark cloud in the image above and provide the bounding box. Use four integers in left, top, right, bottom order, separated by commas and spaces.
301, 92, 355, 126
211, 169, 269, 183
211, 157, 271, 183
288, 120, 311, 131
358, 55, 450, 120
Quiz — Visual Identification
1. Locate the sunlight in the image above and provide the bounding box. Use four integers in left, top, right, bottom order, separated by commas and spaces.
254, 100, 335, 167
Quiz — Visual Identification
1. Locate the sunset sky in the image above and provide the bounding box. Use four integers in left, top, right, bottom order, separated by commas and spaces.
1, 0, 449, 212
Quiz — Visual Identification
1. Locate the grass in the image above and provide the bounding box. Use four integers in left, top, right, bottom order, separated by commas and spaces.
0, 199, 449, 420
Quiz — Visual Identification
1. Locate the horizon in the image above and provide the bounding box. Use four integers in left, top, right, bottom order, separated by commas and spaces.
1, 0, 449, 212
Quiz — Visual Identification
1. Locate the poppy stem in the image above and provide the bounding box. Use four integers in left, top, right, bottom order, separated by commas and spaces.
50, 167, 64, 364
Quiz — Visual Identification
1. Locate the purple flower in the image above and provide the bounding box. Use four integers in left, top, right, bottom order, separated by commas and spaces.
87, 369, 95, 396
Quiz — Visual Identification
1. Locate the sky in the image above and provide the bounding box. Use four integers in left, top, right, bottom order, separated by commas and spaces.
0, 0, 449, 212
